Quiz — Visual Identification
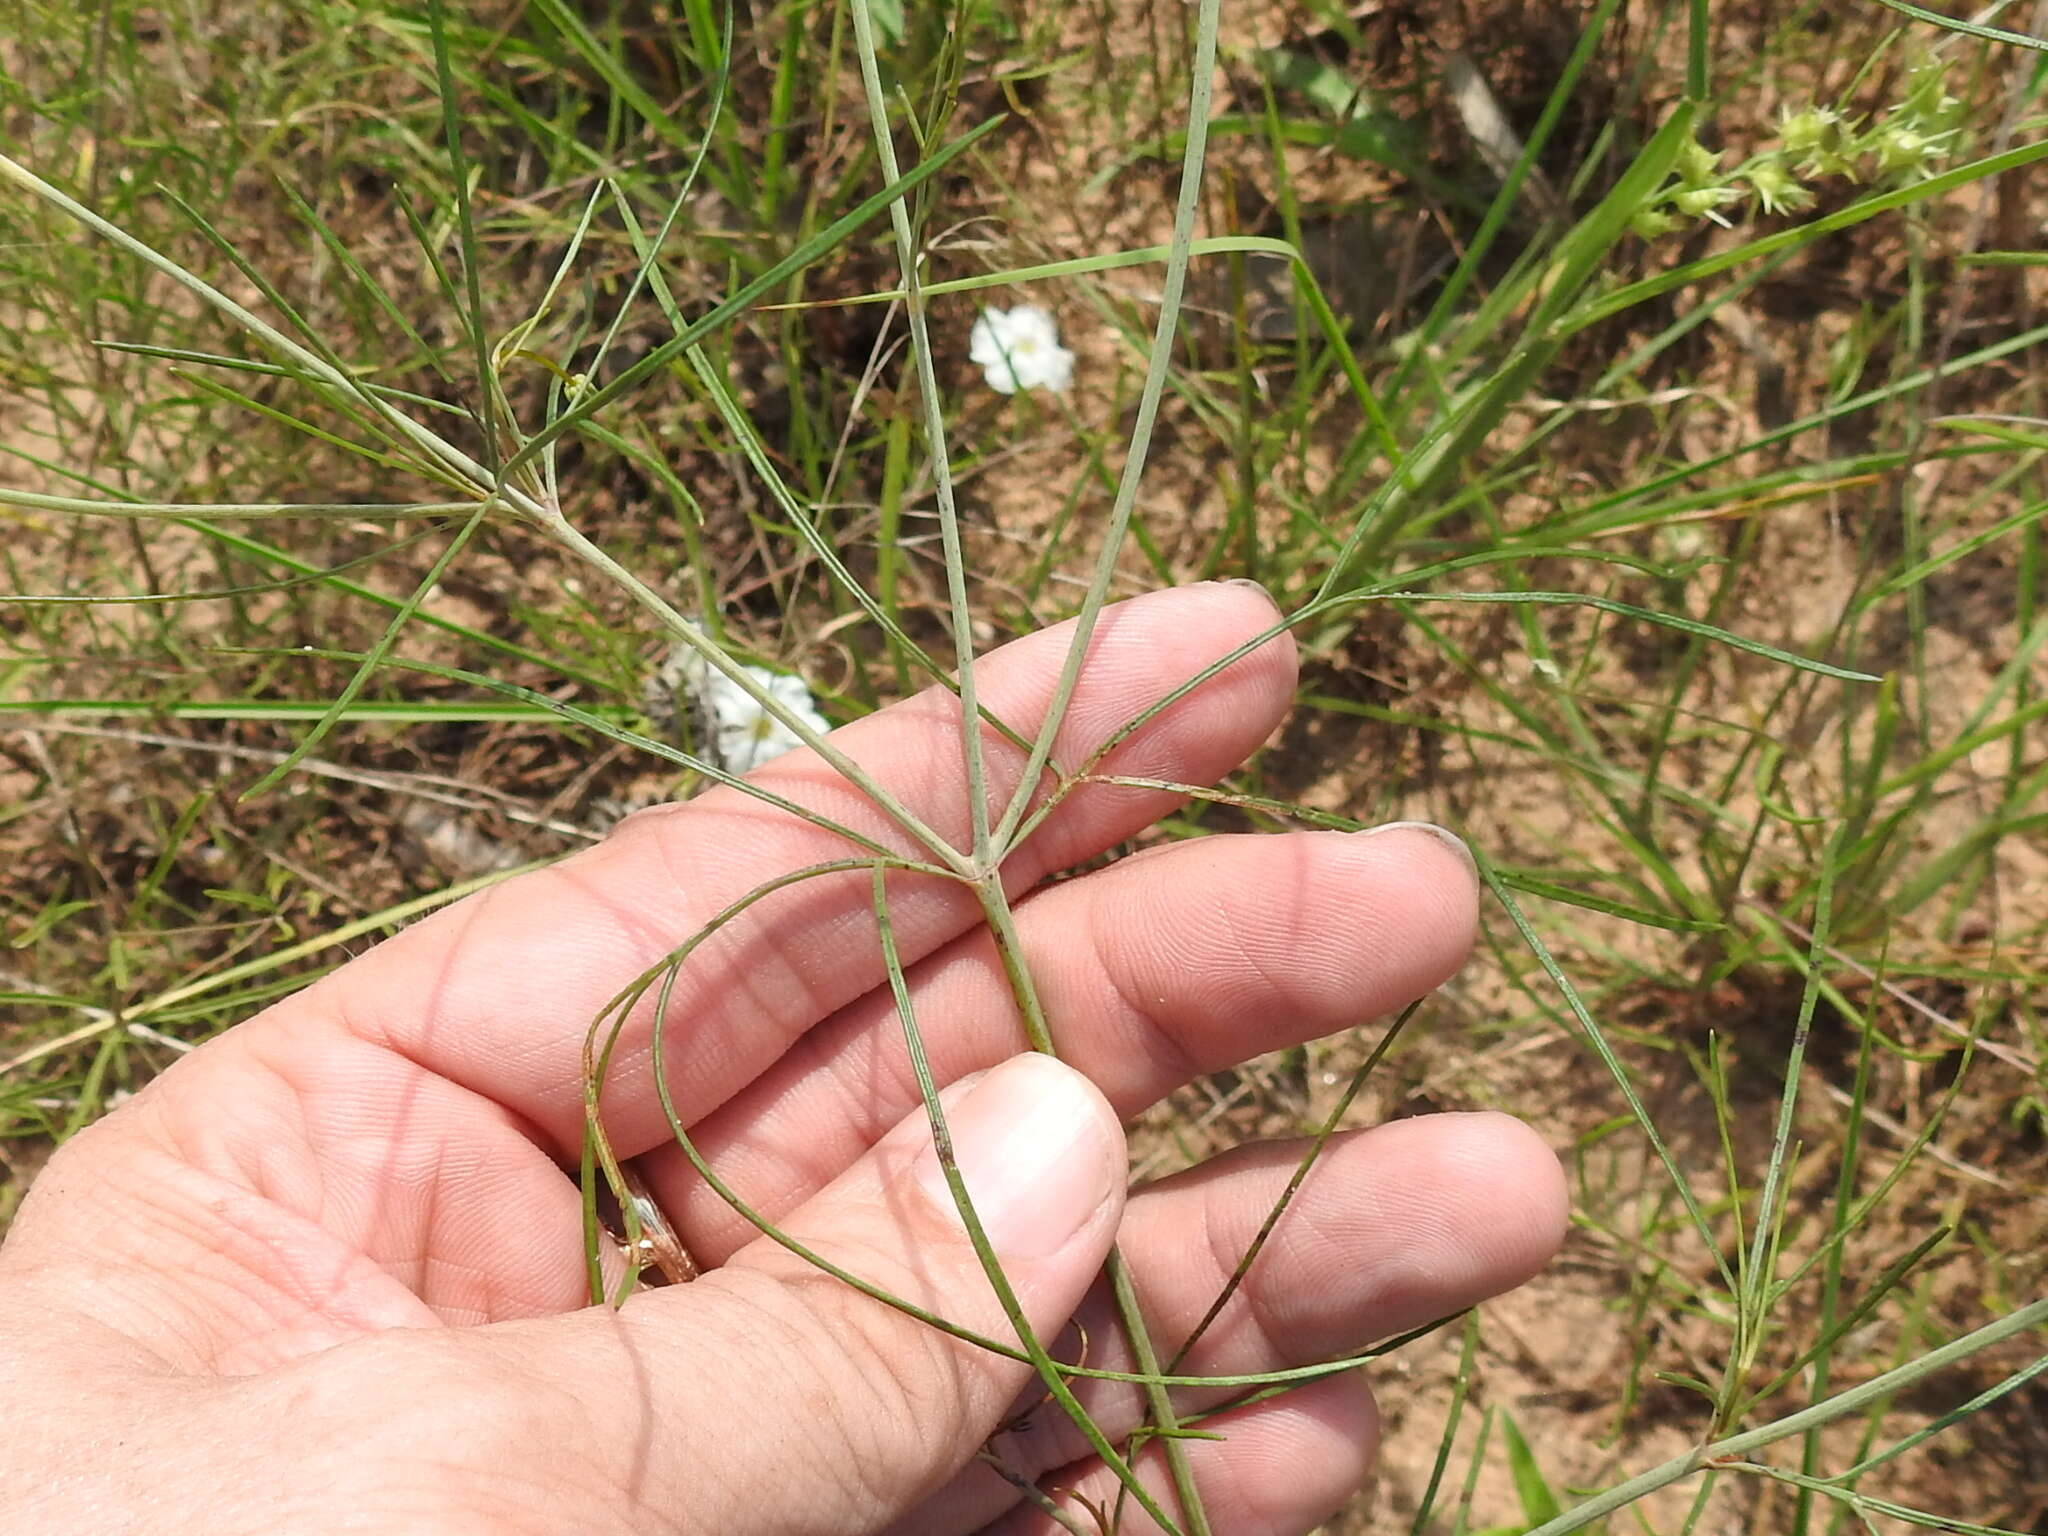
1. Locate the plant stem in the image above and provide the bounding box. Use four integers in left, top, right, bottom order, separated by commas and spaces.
876, 869, 1187, 1536
541, 511, 968, 873
0, 149, 521, 506
1520, 1296, 2048, 1536
845, 0, 993, 872
976, 875, 1214, 1536
990, 0, 1227, 857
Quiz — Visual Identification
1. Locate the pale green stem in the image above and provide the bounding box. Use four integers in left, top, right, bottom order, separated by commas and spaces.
991, 0, 1226, 857
974, 874, 1213, 1536
1718, 1460, 2031, 1536
541, 512, 969, 874
844, 0, 991, 869
1519, 1296, 2048, 1536
832, 10, 1207, 1506
1723, 835, 1842, 1431
873, 869, 1186, 1536
0, 489, 485, 518
0, 150, 528, 508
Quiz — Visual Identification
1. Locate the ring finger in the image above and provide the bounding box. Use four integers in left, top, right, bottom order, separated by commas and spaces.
897, 1110, 1567, 1533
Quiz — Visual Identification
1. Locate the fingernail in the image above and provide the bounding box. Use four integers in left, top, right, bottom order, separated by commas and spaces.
1360, 820, 1480, 892
914, 1055, 1119, 1262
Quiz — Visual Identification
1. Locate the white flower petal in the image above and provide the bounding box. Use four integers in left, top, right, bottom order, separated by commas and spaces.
1006, 304, 1058, 348
969, 309, 1009, 366
1040, 346, 1076, 392
969, 303, 1072, 395
699, 662, 829, 773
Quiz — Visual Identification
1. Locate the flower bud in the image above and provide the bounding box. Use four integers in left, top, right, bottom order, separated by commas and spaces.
1746, 158, 1813, 215
1677, 137, 1724, 187
1630, 205, 1686, 239
1777, 106, 1840, 157
1672, 184, 1742, 219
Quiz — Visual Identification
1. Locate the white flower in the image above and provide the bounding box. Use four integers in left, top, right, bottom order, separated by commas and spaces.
703, 662, 831, 774
969, 303, 1075, 395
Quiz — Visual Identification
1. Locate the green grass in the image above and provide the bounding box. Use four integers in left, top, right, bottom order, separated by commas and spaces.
4, 0, 2047, 1530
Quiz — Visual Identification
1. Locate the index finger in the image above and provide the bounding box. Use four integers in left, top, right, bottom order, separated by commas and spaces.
300, 582, 1297, 1155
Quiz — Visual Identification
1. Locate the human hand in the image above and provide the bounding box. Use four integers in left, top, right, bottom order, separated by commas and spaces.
0, 583, 1566, 1535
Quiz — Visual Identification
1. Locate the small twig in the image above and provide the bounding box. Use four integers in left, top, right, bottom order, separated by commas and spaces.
972, 1451, 1101, 1536
1815, 1078, 2012, 1190
1746, 898, 2040, 1074
7, 720, 600, 843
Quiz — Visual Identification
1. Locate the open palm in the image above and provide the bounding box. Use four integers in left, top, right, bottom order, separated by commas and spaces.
1, 583, 1564, 1535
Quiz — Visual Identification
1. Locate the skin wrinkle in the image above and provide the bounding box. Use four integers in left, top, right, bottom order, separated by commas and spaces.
150, 1032, 328, 1220
637, 812, 888, 1038
300, 1338, 625, 1534
1086, 910, 1210, 1092
59, 1137, 295, 1363
1087, 838, 1336, 1075
1201, 876, 1322, 1025
113, 1158, 391, 1370
651, 1252, 976, 1530
1240, 1384, 1381, 1533
139, 1016, 589, 1328
243, 1021, 583, 1315
813, 1304, 969, 1523
1194, 1157, 1292, 1368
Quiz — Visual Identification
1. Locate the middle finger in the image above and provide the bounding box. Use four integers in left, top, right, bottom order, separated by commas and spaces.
639, 823, 1479, 1262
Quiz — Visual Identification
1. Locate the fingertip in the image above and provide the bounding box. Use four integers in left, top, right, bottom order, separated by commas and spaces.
1173, 1111, 1566, 1357
1101, 581, 1297, 709
1358, 820, 1479, 894
1170, 1373, 1380, 1536
1344, 822, 1481, 968
1361, 1111, 1570, 1305
1452, 1110, 1571, 1277
1197, 577, 1299, 690
910, 1054, 1126, 1266
1015, 585, 1298, 871
1235, 1371, 1382, 1533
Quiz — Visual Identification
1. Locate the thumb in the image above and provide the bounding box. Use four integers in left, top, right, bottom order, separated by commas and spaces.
489, 1054, 1125, 1535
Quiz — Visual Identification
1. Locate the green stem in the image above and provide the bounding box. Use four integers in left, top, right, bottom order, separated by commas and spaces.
976, 876, 1213, 1536
990, 0, 1227, 858
542, 512, 967, 873
845, 0, 992, 871
0, 489, 483, 518
1519, 1296, 2048, 1536
0, 149, 525, 508
875, 869, 1186, 1536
